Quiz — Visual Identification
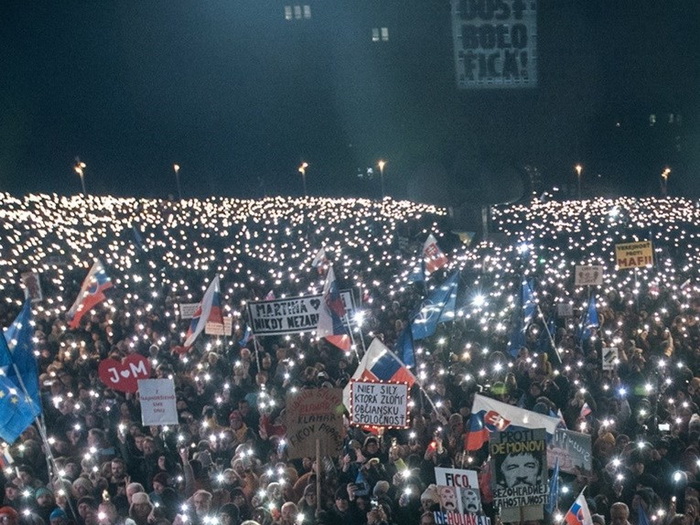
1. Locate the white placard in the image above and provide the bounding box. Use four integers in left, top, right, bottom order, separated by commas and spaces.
247, 290, 355, 336
602, 347, 618, 370
350, 381, 409, 428
556, 303, 573, 318
179, 303, 199, 320
575, 265, 604, 286
205, 316, 233, 336
138, 379, 179, 426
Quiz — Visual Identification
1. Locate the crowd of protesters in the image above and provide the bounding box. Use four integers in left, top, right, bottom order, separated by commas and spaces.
1, 193, 700, 525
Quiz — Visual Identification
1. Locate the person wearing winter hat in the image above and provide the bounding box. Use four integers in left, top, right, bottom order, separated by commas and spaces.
49, 508, 68, 525
217, 503, 241, 525
34, 487, 57, 524
129, 493, 154, 525
0, 507, 18, 525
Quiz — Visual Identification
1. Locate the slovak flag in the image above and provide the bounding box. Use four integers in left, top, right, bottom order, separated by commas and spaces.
177, 276, 223, 352
311, 247, 329, 275
316, 266, 351, 350
423, 234, 448, 274
67, 259, 113, 329
564, 491, 593, 525
343, 338, 416, 411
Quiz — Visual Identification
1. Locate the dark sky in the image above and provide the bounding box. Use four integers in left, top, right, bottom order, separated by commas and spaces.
1, 1, 699, 200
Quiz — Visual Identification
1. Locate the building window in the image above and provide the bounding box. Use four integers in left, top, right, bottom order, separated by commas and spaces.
285, 5, 310, 20
372, 27, 389, 42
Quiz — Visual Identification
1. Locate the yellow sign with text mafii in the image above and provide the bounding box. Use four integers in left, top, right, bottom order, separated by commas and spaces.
615, 241, 654, 269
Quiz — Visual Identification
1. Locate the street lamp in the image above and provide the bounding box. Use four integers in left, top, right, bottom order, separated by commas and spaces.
378, 160, 386, 198
74, 157, 87, 197
661, 167, 671, 196
298, 162, 309, 197
575, 164, 583, 200
173, 164, 183, 201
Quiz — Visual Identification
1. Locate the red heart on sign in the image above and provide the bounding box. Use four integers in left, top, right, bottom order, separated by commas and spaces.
98, 354, 152, 393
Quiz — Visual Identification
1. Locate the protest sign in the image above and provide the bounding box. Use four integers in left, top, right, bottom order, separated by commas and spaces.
435, 467, 482, 514
285, 388, 344, 459
490, 428, 547, 521
556, 303, 573, 318
179, 303, 199, 320
247, 290, 355, 336
434, 485, 490, 525
615, 241, 653, 269
547, 429, 592, 474
98, 354, 151, 393
20, 272, 43, 303
138, 379, 178, 426
350, 381, 409, 428
574, 265, 604, 286
205, 316, 233, 336
602, 347, 618, 370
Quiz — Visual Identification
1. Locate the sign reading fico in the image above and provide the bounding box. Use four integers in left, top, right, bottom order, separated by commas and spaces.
451, 0, 537, 89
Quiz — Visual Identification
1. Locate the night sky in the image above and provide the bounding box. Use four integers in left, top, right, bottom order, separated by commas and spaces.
2, 1, 699, 202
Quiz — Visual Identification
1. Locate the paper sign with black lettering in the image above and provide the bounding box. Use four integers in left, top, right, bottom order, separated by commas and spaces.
350, 381, 409, 428
615, 241, 654, 269
247, 290, 355, 336
285, 388, 344, 459
574, 265, 604, 286
547, 429, 592, 474
451, 0, 538, 89
490, 428, 547, 518
205, 316, 233, 336
138, 378, 178, 426
434, 486, 490, 525
602, 347, 618, 370
179, 303, 199, 320
435, 467, 482, 514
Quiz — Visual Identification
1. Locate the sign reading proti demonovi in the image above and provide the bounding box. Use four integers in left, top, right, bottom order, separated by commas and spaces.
615, 241, 653, 269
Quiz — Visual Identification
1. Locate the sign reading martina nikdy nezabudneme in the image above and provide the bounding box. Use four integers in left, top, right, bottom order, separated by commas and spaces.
246, 290, 355, 336
350, 381, 410, 428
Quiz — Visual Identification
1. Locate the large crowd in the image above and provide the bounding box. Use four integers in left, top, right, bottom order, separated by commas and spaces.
1, 193, 700, 525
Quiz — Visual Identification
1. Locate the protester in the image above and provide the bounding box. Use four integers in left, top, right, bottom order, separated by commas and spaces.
0, 193, 699, 525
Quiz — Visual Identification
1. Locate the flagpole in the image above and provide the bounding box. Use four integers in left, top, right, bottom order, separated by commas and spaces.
343, 313, 362, 362
536, 303, 560, 365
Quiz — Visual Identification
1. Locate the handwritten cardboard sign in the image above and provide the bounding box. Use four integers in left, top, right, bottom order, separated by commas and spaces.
285, 388, 344, 459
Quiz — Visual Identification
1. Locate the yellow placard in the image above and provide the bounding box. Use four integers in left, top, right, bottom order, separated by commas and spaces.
615, 241, 653, 269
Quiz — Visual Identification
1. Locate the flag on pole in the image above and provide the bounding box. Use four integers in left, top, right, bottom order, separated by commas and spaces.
264, 290, 276, 301
411, 271, 459, 340
579, 294, 599, 341
177, 276, 223, 352
423, 234, 448, 274
352, 338, 416, 386
470, 394, 561, 438
407, 259, 426, 283
507, 279, 536, 357
564, 491, 593, 525
316, 266, 351, 350
637, 502, 651, 525
545, 457, 560, 514
393, 325, 415, 367
464, 412, 490, 451
311, 248, 329, 275
2, 300, 41, 413
67, 259, 113, 329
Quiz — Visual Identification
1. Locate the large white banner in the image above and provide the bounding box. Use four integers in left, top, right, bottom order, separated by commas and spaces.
247, 290, 355, 336
451, 0, 537, 89
138, 379, 179, 426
